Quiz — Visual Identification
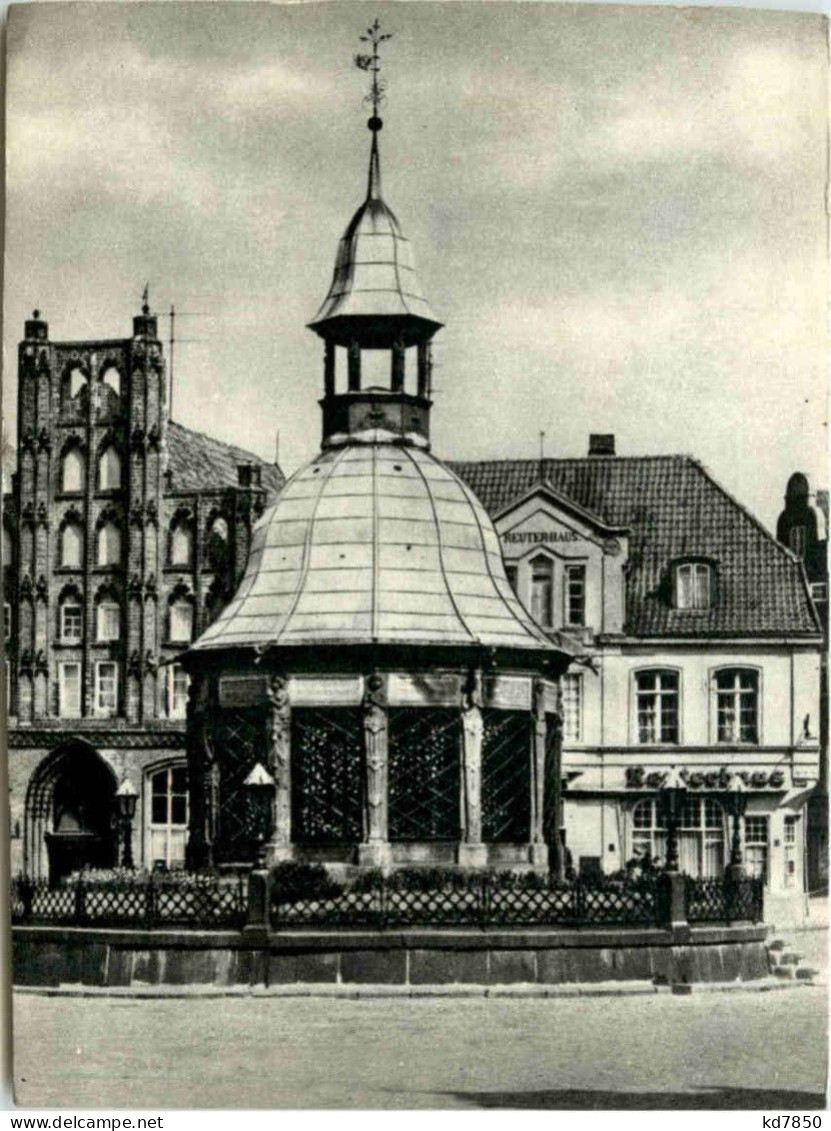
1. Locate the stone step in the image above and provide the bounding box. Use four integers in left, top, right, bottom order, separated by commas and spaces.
773, 965, 796, 979
779, 952, 804, 966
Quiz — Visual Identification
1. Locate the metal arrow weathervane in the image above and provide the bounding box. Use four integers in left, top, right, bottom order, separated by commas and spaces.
354, 18, 392, 122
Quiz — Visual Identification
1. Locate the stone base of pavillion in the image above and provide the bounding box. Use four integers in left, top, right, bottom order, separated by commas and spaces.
184, 658, 567, 877
12, 922, 771, 989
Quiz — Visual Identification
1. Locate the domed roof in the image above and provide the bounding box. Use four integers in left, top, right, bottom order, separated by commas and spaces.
191, 435, 551, 653
308, 135, 442, 348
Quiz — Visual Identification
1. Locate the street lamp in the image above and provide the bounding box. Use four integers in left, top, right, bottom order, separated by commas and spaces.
114, 779, 139, 870
244, 762, 275, 868
659, 766, 688, 874
727, 773, 747, 880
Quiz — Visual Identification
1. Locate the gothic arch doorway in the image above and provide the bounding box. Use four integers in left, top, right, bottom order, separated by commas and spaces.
25, 741, 118, 881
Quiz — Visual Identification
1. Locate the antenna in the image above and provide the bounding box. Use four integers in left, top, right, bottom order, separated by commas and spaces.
275, 430, 280, 467
161, 306, 212, 420
538, 430, 546, 481
169, 304, 175, 414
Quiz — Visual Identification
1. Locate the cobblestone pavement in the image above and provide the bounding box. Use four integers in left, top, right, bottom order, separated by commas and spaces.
12, 984, 827, 1110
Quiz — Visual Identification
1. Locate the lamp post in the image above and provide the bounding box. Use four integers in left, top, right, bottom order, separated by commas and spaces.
659, 766, 688, 874
727, 773, 747, 881
244, 762, 276, 869
657, 766, 690, 934
114, 779, 139, 870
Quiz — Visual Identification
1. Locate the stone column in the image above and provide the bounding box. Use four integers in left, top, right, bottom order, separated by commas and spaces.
391, 341, 405, 392
359, 673, 391, 868
266, 673, 293, 864
323, 340, 335, 398
529, 677, 548, 868
458, 669, 487, 867
417, 342, 432, 398
347, 341, 361, 392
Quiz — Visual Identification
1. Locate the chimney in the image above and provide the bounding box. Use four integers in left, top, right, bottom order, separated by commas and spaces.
237, 463, 262, 488
588, 434, 615, 457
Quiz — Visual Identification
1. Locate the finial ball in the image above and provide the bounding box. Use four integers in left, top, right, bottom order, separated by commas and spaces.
368, 116, 383, 132
33, 309, 40, 320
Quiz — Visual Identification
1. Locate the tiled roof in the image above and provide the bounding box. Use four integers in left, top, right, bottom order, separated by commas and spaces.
166, 421, 284, 496
449, 456, 820, 638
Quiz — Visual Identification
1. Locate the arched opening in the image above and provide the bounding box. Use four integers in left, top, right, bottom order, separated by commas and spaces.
98, 445, 122, 491
61, 447, 85, 493
25, 742, 118, 881
61, 367, 89, 415
60, 521, 84, 568
96, 521, 121, 566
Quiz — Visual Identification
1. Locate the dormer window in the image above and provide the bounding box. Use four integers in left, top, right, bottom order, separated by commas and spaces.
674, 561, 713, 610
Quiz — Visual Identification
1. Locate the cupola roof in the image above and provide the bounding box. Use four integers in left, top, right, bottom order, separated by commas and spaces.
190, 439, 553, 654
308, 158, 442, 349
308, 23, 441, 350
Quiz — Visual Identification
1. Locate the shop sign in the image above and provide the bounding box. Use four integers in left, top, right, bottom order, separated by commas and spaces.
502, 530, 580, 546
624, 766, 785, 791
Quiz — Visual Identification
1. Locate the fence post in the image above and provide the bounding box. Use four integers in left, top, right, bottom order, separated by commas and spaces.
245, 865, 272, 934
657, 871, 689, 935
73, 880, 87, 924
144, 875, 157, 927
19, 877, 35, 921
573, 879, 586, 924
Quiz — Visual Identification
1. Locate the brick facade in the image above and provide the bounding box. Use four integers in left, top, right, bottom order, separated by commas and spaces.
3, 306, 283, 878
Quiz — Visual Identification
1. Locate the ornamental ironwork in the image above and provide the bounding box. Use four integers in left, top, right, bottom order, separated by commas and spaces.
214, 706, 267, 862
388, 707, 461, 841
481, 710, 532, 842
291, 707, 363, 845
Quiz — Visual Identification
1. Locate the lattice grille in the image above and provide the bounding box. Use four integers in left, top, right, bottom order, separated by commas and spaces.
291, 708, 363, 845
542, 715, 561, 843
481, 710, 531, 842
215, 707, 266, 860
388, 708, 461, 841
9, 876, 247, 928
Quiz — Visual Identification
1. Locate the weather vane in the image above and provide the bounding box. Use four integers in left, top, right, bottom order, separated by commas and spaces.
354, 18, 392, 130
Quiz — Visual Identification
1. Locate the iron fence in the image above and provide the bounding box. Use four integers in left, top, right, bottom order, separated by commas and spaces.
10, 874, 248, 929
270, 875, 660, 930
686, 875, 764, 923
10, 870, 763, 931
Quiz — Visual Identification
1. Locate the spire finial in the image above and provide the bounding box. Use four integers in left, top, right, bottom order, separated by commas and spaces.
355, 18, 392, 132
355, 20, 392, 201
141, 282, 150, 316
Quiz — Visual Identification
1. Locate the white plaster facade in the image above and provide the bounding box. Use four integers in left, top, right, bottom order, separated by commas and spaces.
495, 488, 822, 894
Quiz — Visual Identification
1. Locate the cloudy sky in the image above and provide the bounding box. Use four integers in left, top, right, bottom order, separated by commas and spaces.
4, 2, 826, 530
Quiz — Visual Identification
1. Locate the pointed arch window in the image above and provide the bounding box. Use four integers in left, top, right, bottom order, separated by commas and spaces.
529, 554, 554, 628
61, 448, 85, 494
96, 521, 121, 567
205, 515, 228, 572
169, 598, 194, 644
61, 521, 84, 568
169, 521, 194, 568
101, 366, 121, 397
98, 445, 122, 491
61, 367, 89, 414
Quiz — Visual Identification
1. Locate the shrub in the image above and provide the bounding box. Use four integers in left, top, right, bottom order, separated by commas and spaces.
270, 861, 343, 904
